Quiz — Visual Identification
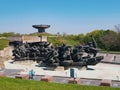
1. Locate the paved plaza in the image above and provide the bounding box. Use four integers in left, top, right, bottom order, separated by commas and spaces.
1, 53, 120, 87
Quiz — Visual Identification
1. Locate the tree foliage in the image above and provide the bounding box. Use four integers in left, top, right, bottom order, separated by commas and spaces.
0, 29, 120, 51
100, 30, 118, 51
83, 29, 120, 51
0, 32, 21, 37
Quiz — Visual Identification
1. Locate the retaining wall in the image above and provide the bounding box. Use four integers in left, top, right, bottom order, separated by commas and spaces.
0, 46, 13, 68
0, 46, 13, 58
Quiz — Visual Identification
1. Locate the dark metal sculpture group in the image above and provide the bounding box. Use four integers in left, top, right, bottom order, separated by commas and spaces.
11, 35, 104, 67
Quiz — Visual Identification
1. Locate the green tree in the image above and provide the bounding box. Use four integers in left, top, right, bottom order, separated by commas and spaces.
100, 30, 118, 51
115, 24, 120, 51
75, 34, 85, 44
84, 30, 105, 48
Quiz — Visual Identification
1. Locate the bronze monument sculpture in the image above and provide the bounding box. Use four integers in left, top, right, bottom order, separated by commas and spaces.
11, 35, 104, 68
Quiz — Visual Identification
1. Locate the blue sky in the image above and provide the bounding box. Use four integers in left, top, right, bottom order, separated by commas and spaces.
0, 0, 120, 34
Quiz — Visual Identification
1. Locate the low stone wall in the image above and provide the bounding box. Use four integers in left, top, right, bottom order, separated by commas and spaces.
0, 59, 4, 68
0, 46, 13, 68
0, 46, 13, 58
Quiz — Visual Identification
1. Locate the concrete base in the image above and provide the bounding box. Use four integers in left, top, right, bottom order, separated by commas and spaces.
54, 66, 64, 71
46, 66, 64, 71
15, 74, 29, 80
0, 73, 6, 77
100, 79, 112, 86
65, 66, 87, 70
68, 78, 80, 84
47, 66, 87, 71
41, 75, 54, 82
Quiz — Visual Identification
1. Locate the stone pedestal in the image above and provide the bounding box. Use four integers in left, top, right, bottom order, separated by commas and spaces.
54, 66, 64, 71
100, 79, 112, 86
15, 74, 29, 80
41, 75, 54, 82
68, 78, 80, 84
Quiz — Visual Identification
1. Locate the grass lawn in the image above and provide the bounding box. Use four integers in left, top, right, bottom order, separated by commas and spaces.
0, 77, 119, 90
0, 39, 9, 50
48, 36, 78, 46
